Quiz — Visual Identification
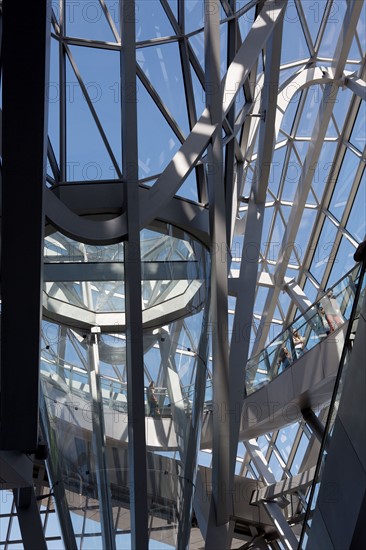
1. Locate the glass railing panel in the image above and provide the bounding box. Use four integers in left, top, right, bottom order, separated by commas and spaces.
299, 260, 366, 547
245, 263, 362, 395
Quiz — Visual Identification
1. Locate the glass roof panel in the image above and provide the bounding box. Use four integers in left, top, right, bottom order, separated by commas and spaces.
220, 22, 228, 79
48, 37, 60, 167
300, 0, 327, 46
190, 62, 206, 118
189, 32, 205, 73
296, 207, 318, 261
280, 147, 303, 202
348, 31, 363, 60
268, 145, 287, 197
276, 422, 299, 462
295, 88, 321, 138
327, 235, 356, 287
325, 114, 339, 138
311, 140, 338, 200
280, 3, 310, 64
268, 451, 284, 481
280, 90, 302, 136
137, 42, 190, 137
135, 0, 175, 41
65, 0, 117, 41
69, 45, 122, 170
292, 140, 309, 164
104, 1, 120, 29
318, 0, 347, 58
303, 278, 319, 303
65, 55, 118, 181
331, 86, 353, 134
329, 148, 361, 222
137, 76, 181, 178
356, 0, 366, 51
238, 6, 256, 42
185, 0, 204, 34
350, 100, 366, 151
290, 432, 309, 475
345, 171, 366, 243
166, 0, 178, 19
309, 216, 338, 284
175, 168, 199, 202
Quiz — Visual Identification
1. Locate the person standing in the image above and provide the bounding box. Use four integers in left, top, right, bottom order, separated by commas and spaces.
277, 346, 292, 373
292, 329, 306, 358
147, 381, 160, 417
321, 289, 344, 332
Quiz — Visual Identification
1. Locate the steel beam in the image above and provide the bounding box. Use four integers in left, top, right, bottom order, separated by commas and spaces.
87, 328, 116, 550
204, 0, 231, 536
345, 75, 366, 100
13, 488, 48, 550
228, 4, 285, 524
251, 466, 316, 504
43, 260, 200, 282
261, 501, 299, 550
120, 2, 149, 548
0, 0, 50, 451
301, 408, 328, 448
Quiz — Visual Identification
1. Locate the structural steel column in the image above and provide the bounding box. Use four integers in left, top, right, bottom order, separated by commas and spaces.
228, 5, 285, 534
0, 0, 50, 451
120, 2, 149, 548
204, 0, 231, 539
13, 488, 48, 550
88, 328, 116, 550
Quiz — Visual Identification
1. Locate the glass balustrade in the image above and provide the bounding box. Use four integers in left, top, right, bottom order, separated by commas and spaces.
246, 262, 364, 395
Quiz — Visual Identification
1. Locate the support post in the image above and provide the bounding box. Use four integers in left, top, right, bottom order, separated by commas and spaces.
0, 0, 50, 451
301, 407, 328, 449
120, 2, 149, 547
88, 327, 116, 550
204, 0, 231, 538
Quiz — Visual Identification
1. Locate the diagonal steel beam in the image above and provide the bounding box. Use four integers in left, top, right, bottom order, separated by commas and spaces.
228, 0, 285, 502
204, 0, 231, 538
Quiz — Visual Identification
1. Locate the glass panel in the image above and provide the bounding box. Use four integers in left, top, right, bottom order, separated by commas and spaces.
245, 262, 363, 394
350, 100, 366, 151
318, 0, 347, 58
346, 171, 366, 243
136, 0, 175, 41
65, 0, 117, 41
309, 216, 338, 284
276, 423, 299, 462
65, 55, 117, 181
69, 46, 122, 172
329, 148, 360, 222
290, 433, 309, 475
137, 77, 180, 179
300, 0, 327, 46
280, 3, 310, 64
137, 43, 190, 137
268, 451, 284, 481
